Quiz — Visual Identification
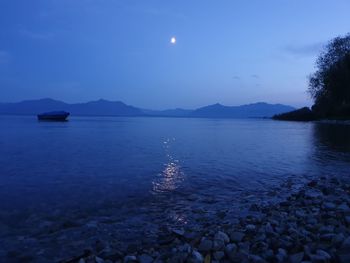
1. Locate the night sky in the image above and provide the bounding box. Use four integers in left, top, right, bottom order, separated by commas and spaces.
1, 0, 350, 109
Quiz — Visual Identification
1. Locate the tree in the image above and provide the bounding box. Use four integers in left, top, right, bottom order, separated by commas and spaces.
308, 34, 350, 118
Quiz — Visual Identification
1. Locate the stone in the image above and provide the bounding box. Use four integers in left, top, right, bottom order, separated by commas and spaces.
338, 203, 350, 212
213, 251, 224, 260
341, 236, 350, 249
95, 257, 104, 263
138, 254, 154, 263
246, 224, 256, 232
309, 249, 331, 263
124, 255, 137, 263
212, 238, 225, 251
249, 254, 266, 263
332, 233, 345, 246
345, 216, 350, 224
229, 232, 245, 242
338, 252, 350, 263
289, 252, 304, 263
275, 248, 287, 262
198, 238, 213, 252
214, 231, 230, 243
323, 202, 336, 210
187, 250, 204, 263
172, 228, 185, 236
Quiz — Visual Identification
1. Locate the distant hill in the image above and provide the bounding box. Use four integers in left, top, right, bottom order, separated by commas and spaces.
0, 99, 295, 118
189, 102, 295, 118
0, 98, 144, 116
142, 108, 193, 117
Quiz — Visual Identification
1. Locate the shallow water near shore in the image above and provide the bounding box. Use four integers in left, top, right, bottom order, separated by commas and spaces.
0, 116, 350, 261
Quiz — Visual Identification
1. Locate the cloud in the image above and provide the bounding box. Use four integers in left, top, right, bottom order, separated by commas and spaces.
0, 51, 10, 64
251, 74, 260, 79
285, 42, 325, 57
19, 29, 54, 40
232, 75, 240, 80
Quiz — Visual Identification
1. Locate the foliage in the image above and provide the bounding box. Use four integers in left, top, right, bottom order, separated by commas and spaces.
309, 34, 350, 118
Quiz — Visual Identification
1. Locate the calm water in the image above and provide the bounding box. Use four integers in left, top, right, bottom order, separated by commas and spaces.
0, 116, 350, 260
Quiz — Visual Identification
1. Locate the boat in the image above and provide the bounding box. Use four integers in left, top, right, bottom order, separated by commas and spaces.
37, 111, 70, 121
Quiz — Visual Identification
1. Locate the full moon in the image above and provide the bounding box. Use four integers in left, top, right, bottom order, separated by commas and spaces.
170, 37, 176, 44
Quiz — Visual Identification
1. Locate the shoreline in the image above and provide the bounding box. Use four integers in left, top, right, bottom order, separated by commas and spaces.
68, 175, 350, 263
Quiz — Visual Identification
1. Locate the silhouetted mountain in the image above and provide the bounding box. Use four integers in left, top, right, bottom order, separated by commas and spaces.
189, 102, 295, 118
273, 107, 317, 121
143, 108, 193, 117
0, 99, 295, 118
0, 98, 143, 116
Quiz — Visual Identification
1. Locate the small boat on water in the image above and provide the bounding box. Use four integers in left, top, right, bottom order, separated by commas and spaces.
37, 111, 70, 121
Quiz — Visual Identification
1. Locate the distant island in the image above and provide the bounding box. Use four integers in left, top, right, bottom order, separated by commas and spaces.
0, 98, 295, 119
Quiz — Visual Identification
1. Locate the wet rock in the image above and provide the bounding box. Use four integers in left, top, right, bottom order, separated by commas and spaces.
214, 231, 230, 243
323, 202, 336, 210
275, 248, 287, 262
212, 238, 225, 251
341, 236, 350, 249
138, 254, 153, 263
338, 252, 350, 263
95, 257, 104, 263
187, 250, 204, 263
198, 238, 213, 253
337, 203, 350, 212
229, 231, 245, 242
249, 254, 266, 263
213, 251, 224, 260
309, 249, 331, 263
124, 255, 137, 263
289, 252, 304, 263
246, 224, 256, 232
172, 228, 185, 237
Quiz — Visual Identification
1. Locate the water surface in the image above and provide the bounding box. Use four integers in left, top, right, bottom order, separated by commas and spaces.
0, 116, 349, 261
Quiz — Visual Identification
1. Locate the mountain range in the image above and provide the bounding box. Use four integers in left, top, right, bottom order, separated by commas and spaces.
0, 98, 295, 118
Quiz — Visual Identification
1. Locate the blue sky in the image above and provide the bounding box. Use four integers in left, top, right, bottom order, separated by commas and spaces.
0, 0, 349, 109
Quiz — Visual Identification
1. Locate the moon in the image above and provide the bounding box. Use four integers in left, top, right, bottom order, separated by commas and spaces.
170, 37, 176, 44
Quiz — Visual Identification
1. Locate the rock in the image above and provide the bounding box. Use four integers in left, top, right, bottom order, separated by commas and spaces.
95, 257, 104, 263
172, 228, 185, 236
345, 216, 350, 224
213, 251, 224, 260
289, 252, 304, 263
212, 238, 225, 251
341, 236, 350, 249
124, 255, 137, 263
304, 189, 323, 199
275, 248, 287, 262
332, 233, 345, 246
308, 180, 318, 187
246, 224, 256, 232
309, 249, 331, 263
249, 254, 266, 263
187, 250, 204, 263
214, 231, 230, 243
323, 202, 336, 210
338, 252, 350, 263
338, 203, 350, 212
230, 231, 245, 242
178, 243, 191, 253
198, 238, 213, 253
138, 254, 153, 263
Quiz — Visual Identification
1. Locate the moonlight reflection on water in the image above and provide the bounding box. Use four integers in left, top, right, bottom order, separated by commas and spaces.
152, 138, 185, 193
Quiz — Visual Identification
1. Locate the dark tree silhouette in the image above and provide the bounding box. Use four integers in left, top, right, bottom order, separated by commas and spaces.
309, 34, 350, 118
